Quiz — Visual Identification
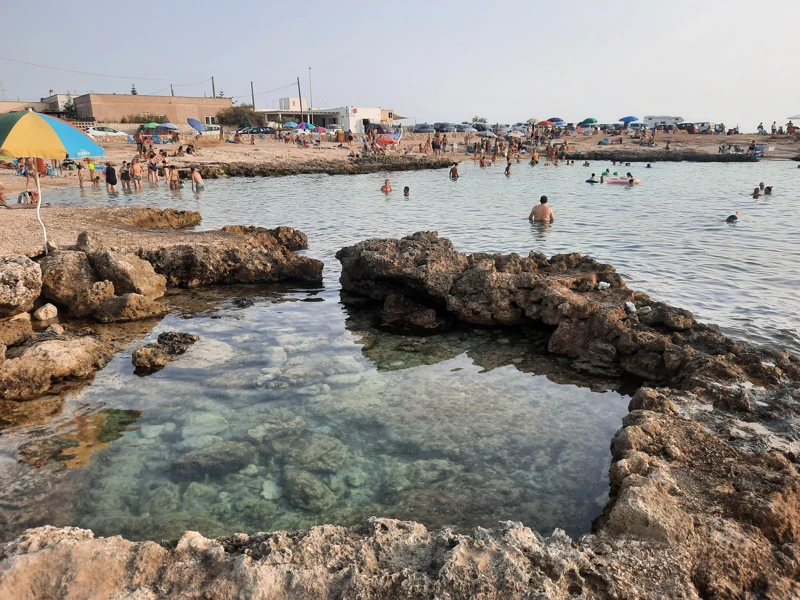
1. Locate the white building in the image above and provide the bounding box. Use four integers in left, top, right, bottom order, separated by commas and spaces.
256, 105, 384, 134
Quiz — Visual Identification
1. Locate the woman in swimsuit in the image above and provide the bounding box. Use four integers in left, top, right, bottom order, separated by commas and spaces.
105, 162, 118, 193
147, 155, 159, 183
119, 161, 131, 190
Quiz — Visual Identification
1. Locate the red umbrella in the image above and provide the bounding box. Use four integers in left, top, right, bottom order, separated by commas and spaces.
537, 120, 553, 126
376, 136, 398, 145
316, 127, 328, 133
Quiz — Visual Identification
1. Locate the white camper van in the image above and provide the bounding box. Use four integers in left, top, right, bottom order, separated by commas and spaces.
643, 116, 684, 128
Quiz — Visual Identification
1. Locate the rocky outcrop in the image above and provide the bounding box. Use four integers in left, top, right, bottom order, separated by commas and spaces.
0, 316, 34, 348
89, 250, 166, 299
0, 255, 42, 317
139, 226, 322, 287
119, 207, 201, 230
93, 293, 167, 323
337, 232, 800, 411
132, 331, 199, 371
0, 335, 115, 400
39, 250, 107, 317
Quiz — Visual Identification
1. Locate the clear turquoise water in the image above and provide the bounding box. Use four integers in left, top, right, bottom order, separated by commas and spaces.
0, 160, 796, 542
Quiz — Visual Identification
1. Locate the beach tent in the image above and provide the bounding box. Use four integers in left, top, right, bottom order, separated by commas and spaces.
0, 111, 104, 254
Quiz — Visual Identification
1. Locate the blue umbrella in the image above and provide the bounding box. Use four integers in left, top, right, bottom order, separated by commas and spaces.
187, 118, 206, 133
547, 117, 564, 123
283, 121, 298, 128
619, 116, 639, 123
297, 122, 314, 130
158, 123, 179, 130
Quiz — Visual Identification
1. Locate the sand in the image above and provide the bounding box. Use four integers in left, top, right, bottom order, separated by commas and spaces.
1, 132, 798, 197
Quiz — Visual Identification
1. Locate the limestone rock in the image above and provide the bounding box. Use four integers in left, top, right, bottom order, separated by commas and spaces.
381, 293, 445, 330
32, 303, 58, 321
94, 293, 166, 323
283, 469, 337, 511
89, 250, 166, 299
0, 343, 5, 361
0, 255, 42, 317
70, 281, 115, 319
171, 441, 258, 481
138, 226, 322, 288
0, 317, 34, 348
39, 251, 100, 309
0, 337, 114, 400
285, 433, 348, 474
131, 344, 171, 371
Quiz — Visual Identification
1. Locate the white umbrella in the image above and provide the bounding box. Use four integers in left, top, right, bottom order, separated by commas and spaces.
787, 114, 800, 120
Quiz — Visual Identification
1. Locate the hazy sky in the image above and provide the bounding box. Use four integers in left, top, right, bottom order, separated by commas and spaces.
3, 0, 798, 131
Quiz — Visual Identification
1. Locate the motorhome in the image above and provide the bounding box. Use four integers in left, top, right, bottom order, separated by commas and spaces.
643, 116, 684, 128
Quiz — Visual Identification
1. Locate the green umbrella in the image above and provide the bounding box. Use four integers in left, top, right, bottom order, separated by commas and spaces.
143, 122, 159, 128
580, 118, 598, 124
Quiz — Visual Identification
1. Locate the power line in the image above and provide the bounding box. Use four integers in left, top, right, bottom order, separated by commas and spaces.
144, 79, 212, 95
228, 82, 296, 99
0, 55, 205, 81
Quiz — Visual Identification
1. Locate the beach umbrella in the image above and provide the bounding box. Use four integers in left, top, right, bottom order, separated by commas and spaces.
476, 130, 497, 138
297, 122, 314, 130
143, 122, 159, 128
787, 114, 800, 120
376, 136, 398, 145
547, 117, 563, 123
158, 123, 178, 130
283, 121, 298, 128
316, 127, 327, 133
619, 116, 639, 123
187, 118, 206, 133
0, 111, 105, 254
505, 131, 523, 138
580, 118, 598, 124
537, 120, 553, 126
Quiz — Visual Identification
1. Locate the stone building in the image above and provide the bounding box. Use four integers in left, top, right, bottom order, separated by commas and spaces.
73, 94, 232, 124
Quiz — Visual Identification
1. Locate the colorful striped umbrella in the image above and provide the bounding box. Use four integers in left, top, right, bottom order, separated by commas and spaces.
0, 111, 105, 159
0, 111, 105, 254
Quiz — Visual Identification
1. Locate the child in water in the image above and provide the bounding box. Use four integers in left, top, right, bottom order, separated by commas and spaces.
403, 186, 410, 197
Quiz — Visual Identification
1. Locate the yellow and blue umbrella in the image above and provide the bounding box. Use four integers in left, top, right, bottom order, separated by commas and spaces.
0, 111, 105, 254
0, 111, 105, 159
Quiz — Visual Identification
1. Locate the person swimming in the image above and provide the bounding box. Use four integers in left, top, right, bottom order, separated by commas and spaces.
381, 179, 392, 193
753, 187, 761, 198
587, 173, 597, 183
403, 186, 410, 197
583, 161, 590, 166
759, 182, 765, 190
646, 163, 652, 168
764, 186, 773, 195
726, 211, 740, 223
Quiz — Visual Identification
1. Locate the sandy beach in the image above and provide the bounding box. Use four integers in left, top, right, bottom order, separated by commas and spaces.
2, 131, 797, 196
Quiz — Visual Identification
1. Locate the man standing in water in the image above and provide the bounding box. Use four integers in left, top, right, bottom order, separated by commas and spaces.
449, 163, 459, 180
529, 196, 554, 223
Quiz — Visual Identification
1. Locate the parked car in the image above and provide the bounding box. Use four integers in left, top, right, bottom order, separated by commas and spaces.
365, 123, 395, 134
240, 126, 276, 135
434, 123, 456, 133
414, 123, 435, 133
200, 124, 221, 136
471, 123, 490, 132
456, 124, 477, 132
85, 126, 128, 139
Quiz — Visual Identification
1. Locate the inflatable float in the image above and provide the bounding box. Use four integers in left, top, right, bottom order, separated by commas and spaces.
606, 178, 641, 185
586, 179, 600, 184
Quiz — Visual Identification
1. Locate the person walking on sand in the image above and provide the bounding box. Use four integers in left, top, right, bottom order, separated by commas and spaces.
190, 167, 204, 191
529, 195, 554, 223
381, 179, 392, 193
133, 128, 144, 157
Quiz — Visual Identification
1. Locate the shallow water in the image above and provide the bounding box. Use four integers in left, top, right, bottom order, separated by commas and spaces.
0, 160, 797, 542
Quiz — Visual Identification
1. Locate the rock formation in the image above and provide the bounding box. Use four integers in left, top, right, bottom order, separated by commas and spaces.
0, 255, 41, 317
2, 233, 799, 598
132, 331, 200, 372
337, 232, 799, 411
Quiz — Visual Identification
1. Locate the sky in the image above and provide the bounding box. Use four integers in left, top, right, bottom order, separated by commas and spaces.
2, 0, 799, 132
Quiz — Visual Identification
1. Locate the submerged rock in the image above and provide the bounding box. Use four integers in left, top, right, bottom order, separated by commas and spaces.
284, 433, 348, 474
283, 469, 337, 511
0, 254, 42, 317
171, 441, 258, 481
131, 332, 200, 372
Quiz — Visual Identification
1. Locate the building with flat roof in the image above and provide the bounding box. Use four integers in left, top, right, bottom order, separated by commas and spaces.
73, 94, 232, 124
256, 105, 394, 134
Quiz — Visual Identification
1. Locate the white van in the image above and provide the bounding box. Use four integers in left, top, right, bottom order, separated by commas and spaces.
201, 124, 221, 136
643, 116, 684, 128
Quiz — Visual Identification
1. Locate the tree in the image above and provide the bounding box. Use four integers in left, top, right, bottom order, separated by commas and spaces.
215, 104, 265, 127
61, 95, 77, 119
472, 116, 487, 123
217, 90, 225, 98
131, 84, 138, 95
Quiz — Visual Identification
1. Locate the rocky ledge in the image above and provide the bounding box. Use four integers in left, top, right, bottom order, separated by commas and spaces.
0, 224, 322, 400
1, 233, 799, 599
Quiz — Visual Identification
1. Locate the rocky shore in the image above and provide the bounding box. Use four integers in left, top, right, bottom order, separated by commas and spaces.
1, 232, 799, 599
0, 210, 322, 400
566, 150, 759, 163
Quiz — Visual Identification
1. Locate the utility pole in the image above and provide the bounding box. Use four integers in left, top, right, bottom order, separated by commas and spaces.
308, 67, 313, 126
170, 84, 174, 97
250, 81, 255, 109
211, 76, 216, 98
296, 77, 303, 123
0, 81, 5, 101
